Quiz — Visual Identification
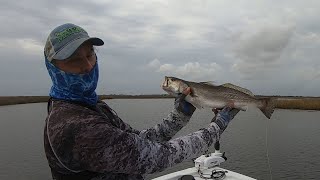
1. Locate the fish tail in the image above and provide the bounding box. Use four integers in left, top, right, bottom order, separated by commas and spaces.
259, 98, 276, 119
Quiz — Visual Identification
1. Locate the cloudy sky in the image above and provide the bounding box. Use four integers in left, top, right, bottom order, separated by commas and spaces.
1, 0, 319, 96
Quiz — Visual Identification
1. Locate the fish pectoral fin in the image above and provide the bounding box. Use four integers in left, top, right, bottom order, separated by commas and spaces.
185, 95, 202, 109
193, 103, 203, 109
191, 101, 203, 109
221, 83, 255, 96
240, 106, 248, 111
189, 90, 198, 98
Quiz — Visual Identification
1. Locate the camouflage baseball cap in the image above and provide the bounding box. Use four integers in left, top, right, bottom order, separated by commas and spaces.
44, 23, 104, 61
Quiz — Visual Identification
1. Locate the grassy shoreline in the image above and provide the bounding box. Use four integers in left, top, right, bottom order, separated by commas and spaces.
0, 95, 173, 106
1, 95, 320, 110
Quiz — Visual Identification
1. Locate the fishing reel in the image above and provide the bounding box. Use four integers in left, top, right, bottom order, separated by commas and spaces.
194, 141, 227, 169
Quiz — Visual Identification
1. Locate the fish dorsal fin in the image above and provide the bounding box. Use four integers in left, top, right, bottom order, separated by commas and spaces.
221, 83, 255, 96
199, 81, 216, 86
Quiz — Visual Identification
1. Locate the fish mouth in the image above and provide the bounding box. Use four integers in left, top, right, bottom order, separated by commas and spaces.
162, 86, 171, 93
161, 84, 171, 93
161, 76, 173, 94
161, 76, 169, 88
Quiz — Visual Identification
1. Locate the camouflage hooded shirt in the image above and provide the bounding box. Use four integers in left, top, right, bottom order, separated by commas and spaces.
44, 98, 222, 180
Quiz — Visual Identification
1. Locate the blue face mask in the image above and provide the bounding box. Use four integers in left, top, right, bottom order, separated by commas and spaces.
45, 56, 99, 106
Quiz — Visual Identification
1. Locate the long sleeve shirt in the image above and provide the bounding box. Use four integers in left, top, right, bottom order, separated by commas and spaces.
44, 99, 222, 180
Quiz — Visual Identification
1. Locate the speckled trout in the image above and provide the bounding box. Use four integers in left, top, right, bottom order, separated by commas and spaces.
161, 76, 275, 119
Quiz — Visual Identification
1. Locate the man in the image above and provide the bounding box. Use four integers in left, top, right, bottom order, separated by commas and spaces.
43, 23, 239, 180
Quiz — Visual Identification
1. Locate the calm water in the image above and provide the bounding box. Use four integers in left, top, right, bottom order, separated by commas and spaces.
0, 99, 319, 180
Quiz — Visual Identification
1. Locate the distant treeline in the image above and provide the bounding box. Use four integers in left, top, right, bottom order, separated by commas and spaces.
1, 95, 320, 110
0, 95, 172, 106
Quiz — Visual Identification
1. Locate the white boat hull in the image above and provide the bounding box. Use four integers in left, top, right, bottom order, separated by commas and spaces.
151, 167, 256, 180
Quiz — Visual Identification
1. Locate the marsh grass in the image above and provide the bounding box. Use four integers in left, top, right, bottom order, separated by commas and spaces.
0, 96, 49, 106
1, 95, 320, 110
0, 95, 172, 106
275, 97, 320, 110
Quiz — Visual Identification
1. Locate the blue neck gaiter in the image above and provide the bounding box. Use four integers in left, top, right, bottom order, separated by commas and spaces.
45, 57, 99, 106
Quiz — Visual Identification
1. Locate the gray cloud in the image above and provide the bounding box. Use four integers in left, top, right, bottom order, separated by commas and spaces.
231, 25, 294, 77
147, 59, 223, 81
1, 0, 320, 96
235, 27, 293, 63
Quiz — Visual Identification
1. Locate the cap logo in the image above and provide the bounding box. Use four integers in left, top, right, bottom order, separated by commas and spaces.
55, 27, 86, 42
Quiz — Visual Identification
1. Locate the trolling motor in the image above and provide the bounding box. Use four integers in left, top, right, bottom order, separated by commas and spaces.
194, 141, 227, 169
193, 141, 228, 179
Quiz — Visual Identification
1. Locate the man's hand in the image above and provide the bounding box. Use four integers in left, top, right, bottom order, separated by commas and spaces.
174, 87, 196, 116
211, 106, 240, 131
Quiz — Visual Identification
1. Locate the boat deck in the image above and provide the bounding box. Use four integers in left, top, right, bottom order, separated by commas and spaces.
151, 167, 256, 180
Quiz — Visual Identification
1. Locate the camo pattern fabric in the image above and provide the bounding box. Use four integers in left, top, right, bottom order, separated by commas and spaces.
44, 99, 222, 180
